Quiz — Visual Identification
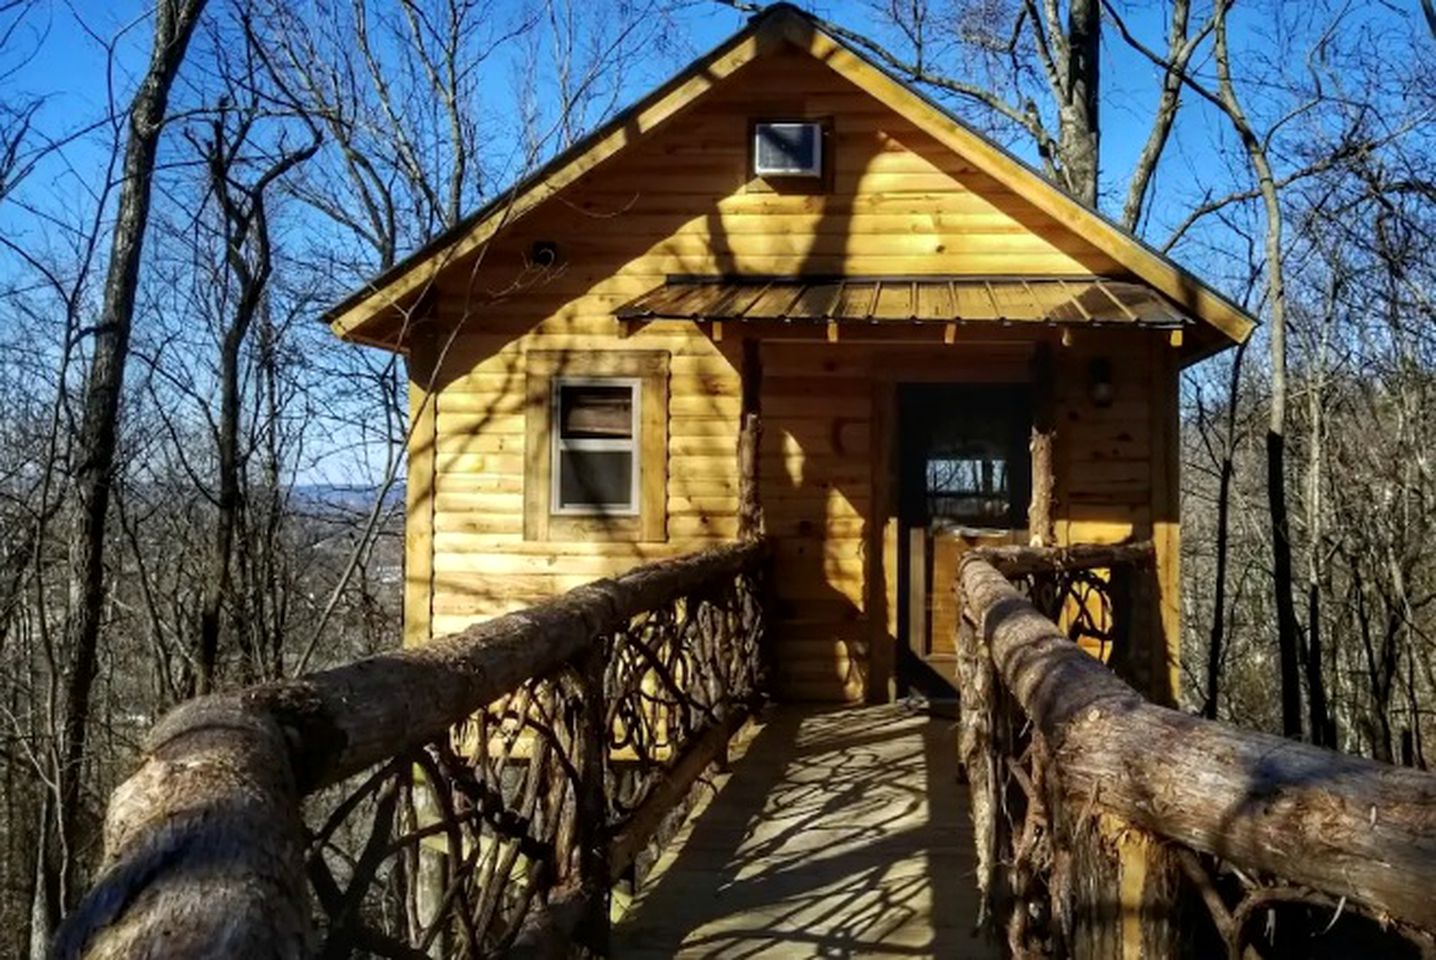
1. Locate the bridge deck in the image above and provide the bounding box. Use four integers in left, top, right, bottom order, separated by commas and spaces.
614, 704, 998, 958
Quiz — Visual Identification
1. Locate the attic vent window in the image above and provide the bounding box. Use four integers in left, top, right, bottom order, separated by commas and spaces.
753, 121, 822, 177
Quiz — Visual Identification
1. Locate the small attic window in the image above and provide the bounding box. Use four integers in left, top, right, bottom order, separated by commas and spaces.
753, 121, 823, 177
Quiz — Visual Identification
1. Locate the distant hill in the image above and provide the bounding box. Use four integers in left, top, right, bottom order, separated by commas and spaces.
290, 482, 406, 517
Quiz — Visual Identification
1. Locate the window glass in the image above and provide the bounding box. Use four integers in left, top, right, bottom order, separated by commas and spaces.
557, 450, 634, 508
558, 384, 633, 439
926, 445, 1010, 523
755, 122, 820, 175
553, 380, 638, 514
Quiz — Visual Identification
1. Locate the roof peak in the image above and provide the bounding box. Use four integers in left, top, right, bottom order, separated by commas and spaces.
751, 2, 812, 23
324, 2, 1253, 361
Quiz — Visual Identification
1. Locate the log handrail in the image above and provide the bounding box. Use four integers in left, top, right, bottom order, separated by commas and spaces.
56, 539, 770, 960
957, 547, 1436, 956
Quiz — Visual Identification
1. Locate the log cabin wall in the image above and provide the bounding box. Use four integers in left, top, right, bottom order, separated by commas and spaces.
759, 338, 1036, 702
1053, 332, 1181, 704
406, 41, 1179, 702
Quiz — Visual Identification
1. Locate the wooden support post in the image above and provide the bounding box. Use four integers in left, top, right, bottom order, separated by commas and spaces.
1028, 343, 1056, 547
953, 606, 1000, 925
738, 338, 764, 540
1116, 827, 1182, 960
1063, 814, 1181, 960
573, 643, 610, 953
406, 331, 438, 649
1148, 337, 1181, 705
413, 776, 450, 958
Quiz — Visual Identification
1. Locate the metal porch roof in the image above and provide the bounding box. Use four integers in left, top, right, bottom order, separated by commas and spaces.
615, 276, 1189, 328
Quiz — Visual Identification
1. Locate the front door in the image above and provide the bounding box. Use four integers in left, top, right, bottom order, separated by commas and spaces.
897, 384, 1032, 699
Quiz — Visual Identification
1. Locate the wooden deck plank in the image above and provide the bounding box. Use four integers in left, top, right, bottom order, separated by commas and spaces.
613, 704, 997, 958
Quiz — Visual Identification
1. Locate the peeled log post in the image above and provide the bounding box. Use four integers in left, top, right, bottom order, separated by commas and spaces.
959, 552, 1436, 934
50, 700, 308, 960
737, 412, 763, 540
57, 540, 768, 960
1028, 343, 1055, 547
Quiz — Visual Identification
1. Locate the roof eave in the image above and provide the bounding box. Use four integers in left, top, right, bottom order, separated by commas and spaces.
325, 8, 791, 344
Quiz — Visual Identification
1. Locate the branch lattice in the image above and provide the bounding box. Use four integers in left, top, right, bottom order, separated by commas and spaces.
957, 548, 1431, 959
307, 559, 767, 958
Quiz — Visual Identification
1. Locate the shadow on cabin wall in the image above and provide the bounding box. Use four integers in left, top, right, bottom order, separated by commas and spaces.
408, 21, 1173, 703
411, 58, 749, 625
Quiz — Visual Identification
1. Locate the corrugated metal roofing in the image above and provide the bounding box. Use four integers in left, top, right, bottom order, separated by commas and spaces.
615, 276, 1189, 327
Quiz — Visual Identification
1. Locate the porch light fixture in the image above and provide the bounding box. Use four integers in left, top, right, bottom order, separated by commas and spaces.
1088, 358, 1114, 408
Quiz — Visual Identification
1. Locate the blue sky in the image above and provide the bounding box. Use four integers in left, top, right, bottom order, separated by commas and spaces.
8, 0, 1396, 260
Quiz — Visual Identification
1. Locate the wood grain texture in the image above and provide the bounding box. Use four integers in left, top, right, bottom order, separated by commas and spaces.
406, 334, 439, 649
59, 542, 769, 960
329, 6, 1252, 355
614, 705, 997, 958
959, 553, 1436, 934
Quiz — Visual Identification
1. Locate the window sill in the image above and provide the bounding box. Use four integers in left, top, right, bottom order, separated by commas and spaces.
545, 515, 658, 543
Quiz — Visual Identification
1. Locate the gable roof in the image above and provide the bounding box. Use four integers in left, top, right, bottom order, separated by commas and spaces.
325, 2, 1255, 360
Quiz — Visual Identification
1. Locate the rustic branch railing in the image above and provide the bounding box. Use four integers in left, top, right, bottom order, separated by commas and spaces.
55, 540, 769, 960
957, 544, 1436, 959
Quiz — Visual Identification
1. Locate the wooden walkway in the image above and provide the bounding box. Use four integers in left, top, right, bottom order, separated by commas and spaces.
614, 704, 998, 958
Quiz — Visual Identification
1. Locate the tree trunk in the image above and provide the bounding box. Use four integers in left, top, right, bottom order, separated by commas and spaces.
41, 0, 207, 949
1058, 0, 1101, 207
1267, 432, 1304, 738
193, 113, 314, 694
196, 324, 243, 694
1209, 0, 1303, 740
1203, 341, 1246, 720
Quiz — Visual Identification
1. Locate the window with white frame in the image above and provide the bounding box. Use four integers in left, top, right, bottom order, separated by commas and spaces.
551, 379, 640, 515
753, 121, 823, 177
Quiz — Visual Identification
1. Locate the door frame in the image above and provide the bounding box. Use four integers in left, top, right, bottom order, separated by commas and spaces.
862, 342, 1040, 704
873, 378, 1033, 700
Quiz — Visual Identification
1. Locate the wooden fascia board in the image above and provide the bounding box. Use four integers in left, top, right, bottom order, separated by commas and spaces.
328, 25, 777, 342
784, 18, 1256, 349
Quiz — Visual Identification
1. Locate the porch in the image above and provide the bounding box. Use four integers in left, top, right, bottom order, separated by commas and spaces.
613, 704, 991, 958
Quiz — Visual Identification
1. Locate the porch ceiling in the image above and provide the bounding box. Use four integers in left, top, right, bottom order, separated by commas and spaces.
615, 275, 1190, 328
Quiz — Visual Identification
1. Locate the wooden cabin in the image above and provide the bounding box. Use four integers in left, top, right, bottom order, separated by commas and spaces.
326, 4, 1252, 706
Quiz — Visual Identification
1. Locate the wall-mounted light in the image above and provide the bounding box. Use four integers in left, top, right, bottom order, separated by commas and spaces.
1088, 357, 1114, 408
530, 240, 560, 268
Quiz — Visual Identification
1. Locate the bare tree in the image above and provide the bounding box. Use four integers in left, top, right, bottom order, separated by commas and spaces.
717, 0, 1225, 223
33, 0, 207, 949
186, 72, 319, 693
